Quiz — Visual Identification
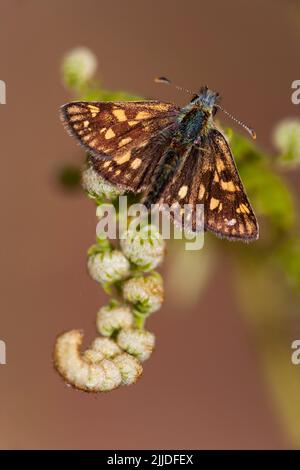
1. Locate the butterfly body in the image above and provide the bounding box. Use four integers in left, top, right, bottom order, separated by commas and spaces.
60, 87, 259, 241
178, 87, 219, 142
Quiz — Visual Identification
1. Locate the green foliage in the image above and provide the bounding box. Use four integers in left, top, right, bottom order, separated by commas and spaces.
57, 164, 81, 190
225, 126, 300, 294
240, 163, 294, 231
227, 128, 295, 231
276, 238, 300, 291
87, 237, 112, 257
273, 119, 300, 166
79, 88, 143, 102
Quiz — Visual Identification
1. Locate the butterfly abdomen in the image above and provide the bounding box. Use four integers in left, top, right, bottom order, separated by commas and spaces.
142, 144, 184, 208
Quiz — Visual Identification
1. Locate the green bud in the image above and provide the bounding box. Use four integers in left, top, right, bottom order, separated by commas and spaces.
62, 47, 97, 90
117, 328, 155, 362
97, 303, 134, 336
123, 273, 164, 317
82, 164, 124, 200
87, 250, 130, 284
273, 119, 300, 165
120, 224, 165, 272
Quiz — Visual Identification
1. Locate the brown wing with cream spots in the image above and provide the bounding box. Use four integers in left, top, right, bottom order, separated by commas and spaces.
205, 129, 258, 240
159, 129, 258, 241
60, 100, 179, 158
60, 100, 179, 191
91, 123, 177, 192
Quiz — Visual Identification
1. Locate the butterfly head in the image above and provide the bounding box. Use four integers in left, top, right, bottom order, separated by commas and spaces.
191, 86, 220, 115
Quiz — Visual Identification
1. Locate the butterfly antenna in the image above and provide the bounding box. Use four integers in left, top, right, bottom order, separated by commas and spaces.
154, 77, 195, 97
216, 104, 256, 140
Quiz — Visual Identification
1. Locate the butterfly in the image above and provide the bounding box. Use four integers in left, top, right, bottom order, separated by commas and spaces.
60, 79, 259, 241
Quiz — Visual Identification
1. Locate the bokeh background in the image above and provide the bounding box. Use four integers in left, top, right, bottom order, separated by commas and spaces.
1, 0, 300, 449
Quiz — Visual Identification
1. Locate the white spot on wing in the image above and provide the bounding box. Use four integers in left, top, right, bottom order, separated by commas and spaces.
226, 218, 237, 226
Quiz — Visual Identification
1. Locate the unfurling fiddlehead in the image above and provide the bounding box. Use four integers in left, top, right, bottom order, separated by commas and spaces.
54, 162, 165, 392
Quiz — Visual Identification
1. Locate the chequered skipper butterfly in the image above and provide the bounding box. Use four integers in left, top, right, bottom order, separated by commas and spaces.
60, 78, 258, 241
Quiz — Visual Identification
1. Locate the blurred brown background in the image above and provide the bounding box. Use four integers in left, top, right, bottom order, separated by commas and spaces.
0, 0, 299, 449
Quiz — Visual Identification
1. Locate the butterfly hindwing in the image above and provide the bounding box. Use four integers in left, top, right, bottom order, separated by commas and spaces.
60, 100, 180, 191
205, 129, 258, 240
157, 144, 206, 232
158, 129, 258, 240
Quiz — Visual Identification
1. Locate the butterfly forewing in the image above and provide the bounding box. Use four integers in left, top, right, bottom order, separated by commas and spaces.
158, 129, 258, 240
60, 100, 180, 191
92, 123, 178, 192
